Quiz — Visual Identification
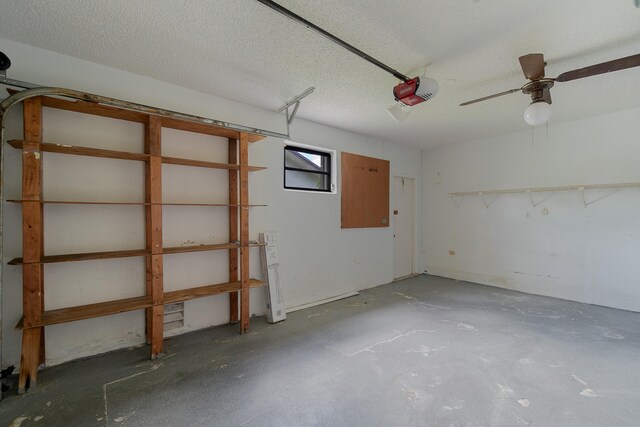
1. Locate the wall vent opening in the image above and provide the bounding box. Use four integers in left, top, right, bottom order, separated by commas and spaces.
164, 302, 184, 332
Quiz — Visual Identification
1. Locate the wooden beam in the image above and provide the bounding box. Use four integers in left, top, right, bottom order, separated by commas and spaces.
228, 138, 239, 324
40, 96, 149, 123
162, 116, 267, 142
7, 90, 269, 141
239, 133, 250, 334
18, 97, 45, 393
145, 115, 164, 359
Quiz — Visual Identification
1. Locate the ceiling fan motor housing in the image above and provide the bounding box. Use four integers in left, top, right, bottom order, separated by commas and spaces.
393, 77, 439, 106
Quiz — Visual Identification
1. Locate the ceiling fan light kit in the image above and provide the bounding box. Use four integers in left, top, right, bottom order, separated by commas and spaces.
524, 100, 552, 126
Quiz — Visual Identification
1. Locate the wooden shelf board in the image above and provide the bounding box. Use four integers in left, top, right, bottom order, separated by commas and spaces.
8, 139, 149, 162
7, 200, 268, 207
162, 156, 266, 171
163, 203, 268, 207
162, 155, 238, 170
8, 200, 149, 206
7, 140, 267, 171
17, 295, 153, 329
163, 243, 238, 254
8, 242, 266, 265
163, 279, 264, 304
8, 248, 150, 265
16, 279, 264, 328
247, 134, 266, 143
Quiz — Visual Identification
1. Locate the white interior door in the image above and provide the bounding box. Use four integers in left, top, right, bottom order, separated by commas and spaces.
393, 176, 414, 280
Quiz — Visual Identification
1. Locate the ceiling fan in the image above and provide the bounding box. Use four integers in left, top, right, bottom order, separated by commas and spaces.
460, 52, 640, 126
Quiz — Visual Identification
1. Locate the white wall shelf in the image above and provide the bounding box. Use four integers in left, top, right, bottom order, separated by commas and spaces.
448, 182, 640, 208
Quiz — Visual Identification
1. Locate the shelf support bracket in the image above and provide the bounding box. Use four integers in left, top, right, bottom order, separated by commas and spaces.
278, 87, 315, 135
450, 195, 463, 210
527, 190, 551, 208
478, 192, 497, 209
579, 186, 587, 207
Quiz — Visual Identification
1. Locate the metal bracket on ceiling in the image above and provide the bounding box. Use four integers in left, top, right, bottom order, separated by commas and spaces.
278, 87, 315, 133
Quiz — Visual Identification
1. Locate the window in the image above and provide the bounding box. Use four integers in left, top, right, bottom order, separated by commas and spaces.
284, 142, 336, 193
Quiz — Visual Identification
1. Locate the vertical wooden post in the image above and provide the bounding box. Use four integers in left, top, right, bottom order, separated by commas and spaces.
145, 115, 164, 358
228, 138, 239, 324
239, 133, 250, 333
18, 97, 45, 393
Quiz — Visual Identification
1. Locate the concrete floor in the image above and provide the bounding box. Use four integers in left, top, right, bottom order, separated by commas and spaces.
1, 275, 639, 426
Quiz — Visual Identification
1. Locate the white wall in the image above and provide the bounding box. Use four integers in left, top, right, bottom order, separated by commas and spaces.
422, 108, 640, 312
0, 38, 423, 367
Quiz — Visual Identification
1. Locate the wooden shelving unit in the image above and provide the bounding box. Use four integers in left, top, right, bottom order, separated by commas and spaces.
9, 94, 267, 393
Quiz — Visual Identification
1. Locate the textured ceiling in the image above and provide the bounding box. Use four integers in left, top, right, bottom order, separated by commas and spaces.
1, 0, 640, 148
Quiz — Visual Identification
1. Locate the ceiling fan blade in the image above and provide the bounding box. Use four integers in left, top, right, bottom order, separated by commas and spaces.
556, 53, 640, 83
460, 88, 521, 106
543, 88, 552, 105
519, 53, 545, 80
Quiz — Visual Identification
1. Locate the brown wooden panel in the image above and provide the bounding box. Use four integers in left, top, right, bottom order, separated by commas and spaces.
341, 152, 390, 228
239, 133, 250, 333
228, 138, 240, 324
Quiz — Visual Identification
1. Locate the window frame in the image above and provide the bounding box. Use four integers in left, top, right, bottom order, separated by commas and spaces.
283, 141, 337, 194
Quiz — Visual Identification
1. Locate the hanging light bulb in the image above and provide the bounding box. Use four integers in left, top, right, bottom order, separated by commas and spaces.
387, 101, 411, 121
524, 100, 552, 126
